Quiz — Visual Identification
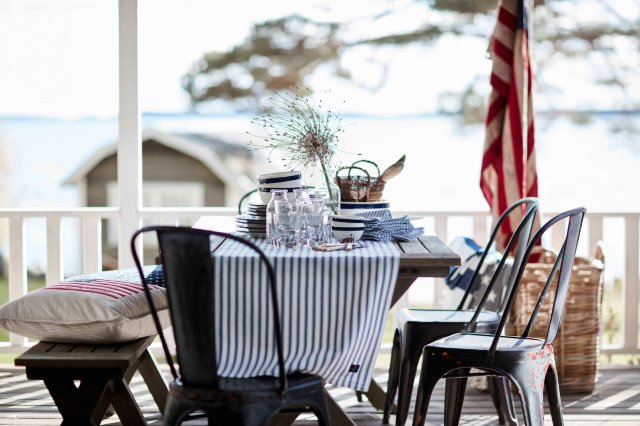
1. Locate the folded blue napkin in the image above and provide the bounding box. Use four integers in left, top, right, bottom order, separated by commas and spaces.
355, 209, 424, 242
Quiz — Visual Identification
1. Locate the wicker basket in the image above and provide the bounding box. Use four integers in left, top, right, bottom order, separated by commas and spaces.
335, 160, 385, 202
507, 245, 605, 394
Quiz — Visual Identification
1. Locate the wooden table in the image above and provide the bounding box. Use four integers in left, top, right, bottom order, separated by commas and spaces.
197, 217, 461, 424
272, 235, 460, 425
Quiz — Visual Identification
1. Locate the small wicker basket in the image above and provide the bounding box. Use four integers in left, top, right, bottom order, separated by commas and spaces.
507, 245, 605, 394
335, 160, 385, 202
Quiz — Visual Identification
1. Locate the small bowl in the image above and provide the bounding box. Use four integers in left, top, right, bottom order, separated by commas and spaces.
332, 227, 365, 242
258, 178, 302, 189
257, 171, 302, 185
332, 215, 366, 227
258, 187, 299, 204
339, 200, 390, 216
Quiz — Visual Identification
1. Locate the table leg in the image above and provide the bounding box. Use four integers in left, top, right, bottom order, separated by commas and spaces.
390, 277, 418, 307
269, 412, 300, 426
107, 378, 147, 426
138, 349, 169, 413
45, 378, 108, 425
362, 378, 389, 411
326, 390, 357, 426
92, 359, 141, 423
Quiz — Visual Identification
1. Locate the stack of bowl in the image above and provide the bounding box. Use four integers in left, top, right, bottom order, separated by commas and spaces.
257, 171, 302, 204
339, 200, 390, 216
331, 215, 366, 242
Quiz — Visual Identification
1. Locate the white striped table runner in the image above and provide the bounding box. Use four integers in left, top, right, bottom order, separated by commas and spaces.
211, 238, 400, 391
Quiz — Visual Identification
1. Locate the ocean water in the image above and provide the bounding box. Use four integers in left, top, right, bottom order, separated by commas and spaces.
0, 113, 638, 276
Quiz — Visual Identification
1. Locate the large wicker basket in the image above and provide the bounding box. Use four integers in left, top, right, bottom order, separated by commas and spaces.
507, 245, 605, 394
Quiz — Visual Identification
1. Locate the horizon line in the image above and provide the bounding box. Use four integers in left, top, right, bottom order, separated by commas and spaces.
1, 109, 638, 122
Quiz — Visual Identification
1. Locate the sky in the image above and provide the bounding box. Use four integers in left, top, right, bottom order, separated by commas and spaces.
0, 0, 517, 118
2, 0, 638, 119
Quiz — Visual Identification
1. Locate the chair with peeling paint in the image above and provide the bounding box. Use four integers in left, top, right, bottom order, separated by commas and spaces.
410, 207, 586, 426
384, 198, 539, 426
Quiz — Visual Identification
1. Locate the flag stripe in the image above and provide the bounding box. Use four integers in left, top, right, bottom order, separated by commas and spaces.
497, 6, 517, 31
41, 279, 153, 299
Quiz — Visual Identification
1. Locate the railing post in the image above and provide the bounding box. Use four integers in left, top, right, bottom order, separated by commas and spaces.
434, 215, 449, 305
8, 217, 27, 346
46, 216, 63, 285
473, 214, 488, 245
588, 213, 603, 254
82, 217, 102, 273
118, 0, 142, 268
624, 216, 639, 353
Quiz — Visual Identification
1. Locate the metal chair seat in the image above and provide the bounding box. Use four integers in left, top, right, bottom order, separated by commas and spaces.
397, 309, 499, 325
427, 332, 545, 352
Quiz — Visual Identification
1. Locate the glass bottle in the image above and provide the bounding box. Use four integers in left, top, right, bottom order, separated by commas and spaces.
292, 188, 313, 244
275, 196, 298, 248
266, 190, 287, 246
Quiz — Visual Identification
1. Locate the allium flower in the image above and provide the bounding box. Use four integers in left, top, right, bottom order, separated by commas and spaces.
248, 88, 344, 211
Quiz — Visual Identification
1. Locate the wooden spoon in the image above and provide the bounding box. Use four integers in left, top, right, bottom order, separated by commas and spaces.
379, 155, 406, 182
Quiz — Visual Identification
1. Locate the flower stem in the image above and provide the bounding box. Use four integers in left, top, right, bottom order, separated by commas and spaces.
319, 161, 338, 214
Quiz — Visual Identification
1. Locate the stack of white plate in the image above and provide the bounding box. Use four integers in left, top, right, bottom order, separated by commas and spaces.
235, 202, 267, 239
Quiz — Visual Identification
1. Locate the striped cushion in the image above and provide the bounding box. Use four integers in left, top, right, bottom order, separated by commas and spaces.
0, 266, 169, 343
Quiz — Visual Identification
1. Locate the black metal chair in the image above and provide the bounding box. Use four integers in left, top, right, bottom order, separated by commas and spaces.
384, 198, 539, 426
131, 226, 330, 425
411, 207, 586, 426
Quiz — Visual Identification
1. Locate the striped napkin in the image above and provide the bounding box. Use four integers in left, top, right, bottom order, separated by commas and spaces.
356, 209, 424, 242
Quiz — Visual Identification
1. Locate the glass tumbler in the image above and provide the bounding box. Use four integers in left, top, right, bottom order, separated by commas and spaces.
266, 190, 287, 246
274, 198, 299, 249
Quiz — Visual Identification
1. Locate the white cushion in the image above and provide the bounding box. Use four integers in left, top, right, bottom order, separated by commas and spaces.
0, 267, 169, 343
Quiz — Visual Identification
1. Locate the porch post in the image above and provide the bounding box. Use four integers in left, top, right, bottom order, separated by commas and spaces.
118, 0, 141, 268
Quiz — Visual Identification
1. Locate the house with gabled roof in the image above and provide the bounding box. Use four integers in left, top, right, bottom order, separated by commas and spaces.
64, 129, 258, 209
64, 129, 262, 266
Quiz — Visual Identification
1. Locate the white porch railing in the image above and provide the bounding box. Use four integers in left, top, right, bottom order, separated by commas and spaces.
1, 208, 638, 355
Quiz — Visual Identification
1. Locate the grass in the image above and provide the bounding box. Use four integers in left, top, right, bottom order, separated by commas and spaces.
0, 275, 46, 362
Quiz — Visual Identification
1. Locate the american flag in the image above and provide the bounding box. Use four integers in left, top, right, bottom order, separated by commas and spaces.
40, 266, 164, 299
480, 0, 538, 250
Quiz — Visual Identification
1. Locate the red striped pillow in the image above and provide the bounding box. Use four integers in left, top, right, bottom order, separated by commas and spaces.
0, 267, 169, 343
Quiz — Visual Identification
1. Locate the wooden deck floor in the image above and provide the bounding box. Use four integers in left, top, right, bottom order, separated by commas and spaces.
0, 366, 639, 425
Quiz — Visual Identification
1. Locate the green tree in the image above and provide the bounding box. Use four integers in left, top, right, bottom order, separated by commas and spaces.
183, 0, 640, 120
182, 15, 342, 111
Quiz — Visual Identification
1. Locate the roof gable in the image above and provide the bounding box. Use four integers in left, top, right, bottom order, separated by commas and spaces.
63, 129, 255, 194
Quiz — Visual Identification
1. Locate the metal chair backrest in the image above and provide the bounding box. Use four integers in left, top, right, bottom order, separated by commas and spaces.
486, 207, 586, 356
237, 189, 258, 215
131, 226, 287, 393
457, 197, 539, 317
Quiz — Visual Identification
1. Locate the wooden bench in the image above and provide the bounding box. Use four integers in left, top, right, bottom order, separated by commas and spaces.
15, 335, 168, 425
